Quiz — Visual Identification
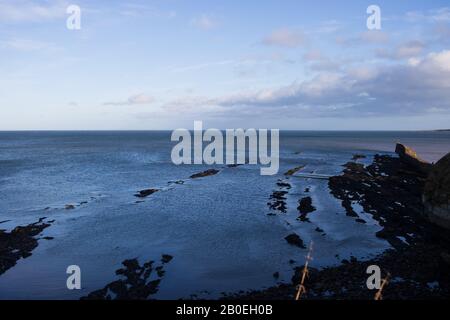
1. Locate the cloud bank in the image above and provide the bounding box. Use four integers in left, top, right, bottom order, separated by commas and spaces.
162, 50, 450, 118
104, 94, 154, 106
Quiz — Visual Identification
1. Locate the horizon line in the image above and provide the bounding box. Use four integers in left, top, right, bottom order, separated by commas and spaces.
0, 129, 449, 132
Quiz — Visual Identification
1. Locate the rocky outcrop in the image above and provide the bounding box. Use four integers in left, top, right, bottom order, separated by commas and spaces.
284, 165, 305, 176
284, 233, 306, 249
268, 190, 288, 213
0, 218, 53, 275
135, 188, 159, 198
423, 152, 450, 230
352, 154, 366, 161
228, 150, 450, 300
190, 169, 219, 179
329, 154, 428, 248
395, 143, 432, 174
82, 255, 173, 300
297, 196, 316, 222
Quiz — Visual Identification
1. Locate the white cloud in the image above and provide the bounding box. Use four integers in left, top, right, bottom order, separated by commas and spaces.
1, 38, 59, 51
262, 28, 305, 48
337, 31, 389, 46
405, 7, 450, 22
303, 49, 323, 61
315, 20, 342, 34
161, 50, 450, 118
376, 40, 426, 60
360, 31, 389, 43
0, 0, 68, 23
434, 23, 450, 43
104, 94, 154, 106
169, 60, 235, 73
119, 3, 176, 19
190, 14, 217, 30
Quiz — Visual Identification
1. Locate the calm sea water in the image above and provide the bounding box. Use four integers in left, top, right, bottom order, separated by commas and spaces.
0, 131, 449, 299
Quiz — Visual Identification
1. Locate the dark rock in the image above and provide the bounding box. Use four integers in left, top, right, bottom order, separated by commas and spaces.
352, 154, 366, 161
65, 204, 75, 210
268, 180, 292, 213
82, 257, 171, 300
225, 148, 450, 300
341, 199, 359, 217
0, 218, 52, 275
273, 272, 280, 279
395, 143, 432, 175
284, 165, 305, 176
190, 169, 220, 179
329, 154, 429, 249
423, 152, 450, 230
268, 190, 288, 213
155, 266, 165, 277
276, 181, 291, 189
161, 254, 173, 263
284, 233, 306, 249
297, 197, 316, 221
297, 197, 316, 214
135, 188, 159, 198
441, 252, 450, 265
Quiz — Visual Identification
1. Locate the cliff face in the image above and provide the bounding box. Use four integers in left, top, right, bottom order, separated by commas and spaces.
395, 143, 433, 174
423, 152, 450, 230
395, 143, 449, 230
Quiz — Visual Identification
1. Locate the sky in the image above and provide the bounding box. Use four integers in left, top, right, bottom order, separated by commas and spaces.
1, 0, 450, 130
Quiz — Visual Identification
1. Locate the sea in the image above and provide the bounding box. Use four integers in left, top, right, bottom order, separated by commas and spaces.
0, 131, 449, 299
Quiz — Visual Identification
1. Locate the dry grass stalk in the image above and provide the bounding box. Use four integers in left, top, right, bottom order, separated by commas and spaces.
374, 272, 391, 300
295, 241, 313, 300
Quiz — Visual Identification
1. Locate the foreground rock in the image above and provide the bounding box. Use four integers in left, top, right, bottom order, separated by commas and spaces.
190, 169, 220, 179
329, 154, 431, 247
82, 254, 173, 300
0, 218, 52, 276
225, 246, 450, 300
228, 151, 450, 300
423, 152, 450, 230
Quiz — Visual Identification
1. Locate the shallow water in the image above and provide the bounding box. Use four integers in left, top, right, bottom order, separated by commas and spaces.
0, 131, 449, 299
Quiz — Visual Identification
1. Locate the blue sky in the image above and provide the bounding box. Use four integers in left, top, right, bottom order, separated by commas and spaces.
1, 0, 450, 130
